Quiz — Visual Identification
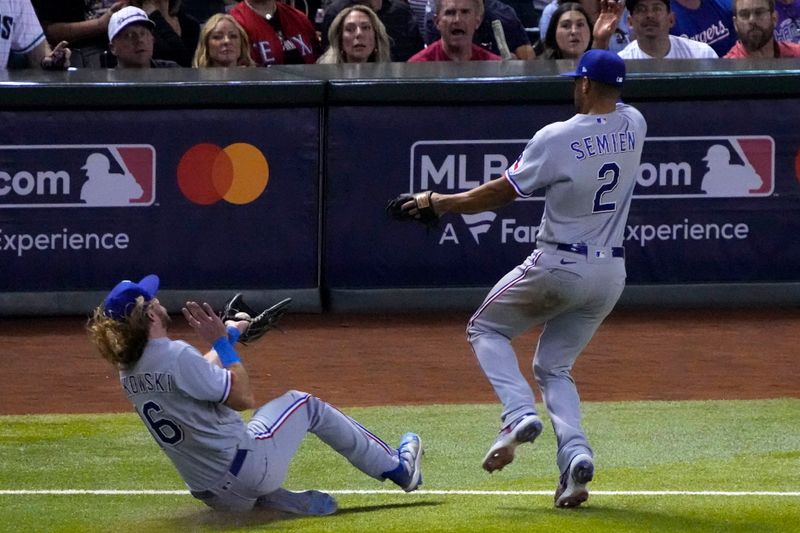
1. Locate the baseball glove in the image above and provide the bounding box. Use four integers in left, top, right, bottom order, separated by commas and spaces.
386, 191, 438, 227
220, 293, 293, 344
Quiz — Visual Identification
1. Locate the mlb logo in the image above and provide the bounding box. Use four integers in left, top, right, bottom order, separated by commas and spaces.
698, 138, 773, 197
79, 147, 155, 206
634, 136, 774, 199
0, 145, 155, 208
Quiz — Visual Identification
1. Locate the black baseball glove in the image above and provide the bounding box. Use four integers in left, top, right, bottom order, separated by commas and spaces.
386, 191, 439, 227
220, 293, 293, 344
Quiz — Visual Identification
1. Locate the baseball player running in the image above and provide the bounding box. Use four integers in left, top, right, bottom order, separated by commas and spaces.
87, 275, 423, 514
388, 47, 646, 508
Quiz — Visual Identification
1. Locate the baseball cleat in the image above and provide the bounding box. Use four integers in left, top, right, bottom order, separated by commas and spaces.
482, 413, 543, 473
385, 432, 424, 492
554, 453, 594, 508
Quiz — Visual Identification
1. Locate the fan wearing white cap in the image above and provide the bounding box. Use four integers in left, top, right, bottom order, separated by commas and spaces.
107, 6, 179, 68
388, 48, 647, 509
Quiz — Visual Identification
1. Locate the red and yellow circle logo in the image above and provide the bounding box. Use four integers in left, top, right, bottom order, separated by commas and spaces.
177, 143, 269, 205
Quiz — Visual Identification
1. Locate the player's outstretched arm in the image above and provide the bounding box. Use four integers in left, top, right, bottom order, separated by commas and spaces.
433, 174, 518, 216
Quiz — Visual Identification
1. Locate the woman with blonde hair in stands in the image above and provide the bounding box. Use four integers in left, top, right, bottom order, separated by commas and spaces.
317, 5, 392, 64
193, 13, 255, 67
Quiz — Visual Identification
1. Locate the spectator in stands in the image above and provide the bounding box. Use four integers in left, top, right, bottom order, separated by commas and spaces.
499, 0, 539, 27
425, 0, 535, 58
129, 0, 200, 66
725, 0, 800, 54
322, 0, 424, 61
108, 6, 180, 67
231, 0, 321, 64
408, 0, 429, 36
193, 12, 255, 66
1, 0, 71, 69
31, 0, 126, 67
409, 0, 502, 59
617, 0, 718, 56
317, 5, 392, 62
538, 0, 632, 52
539, 2, 592, 57
182, 0, 227, 23
669, 0, 738, 56
774, 0, 800, 42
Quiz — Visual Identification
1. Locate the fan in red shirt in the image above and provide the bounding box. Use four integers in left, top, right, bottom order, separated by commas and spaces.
408, 0, 502, 61
231, 0, 321, 65
725, 0, 800, 56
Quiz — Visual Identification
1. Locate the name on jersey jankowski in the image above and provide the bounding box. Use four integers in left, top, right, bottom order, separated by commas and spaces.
121, 372, 174, 396
570, 131, 637, 161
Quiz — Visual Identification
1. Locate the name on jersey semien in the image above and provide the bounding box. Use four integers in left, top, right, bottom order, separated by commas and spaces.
570, 131, 637, 161
121, 372, 174, 396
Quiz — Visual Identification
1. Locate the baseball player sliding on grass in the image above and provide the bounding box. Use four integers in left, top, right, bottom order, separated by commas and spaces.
388, 46, 646, 507
87, 275, 423, 515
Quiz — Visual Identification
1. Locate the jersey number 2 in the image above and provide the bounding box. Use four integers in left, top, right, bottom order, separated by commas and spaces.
141, 401, 184, 446
593, 162, 619, 213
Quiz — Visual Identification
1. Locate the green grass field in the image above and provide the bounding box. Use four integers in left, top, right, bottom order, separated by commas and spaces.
2, 399, 799, 533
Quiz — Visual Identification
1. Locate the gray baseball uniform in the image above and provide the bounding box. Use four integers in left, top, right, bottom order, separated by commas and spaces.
467, 102, 647, 474
120, 337, 401, 511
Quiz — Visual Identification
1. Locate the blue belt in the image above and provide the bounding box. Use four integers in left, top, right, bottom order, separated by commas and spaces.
189, 448, 250, 501
229, 448, 248, 477
556, 243, 625, 258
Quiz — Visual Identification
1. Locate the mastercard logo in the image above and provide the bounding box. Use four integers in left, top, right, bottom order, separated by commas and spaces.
177, 143, 269, 205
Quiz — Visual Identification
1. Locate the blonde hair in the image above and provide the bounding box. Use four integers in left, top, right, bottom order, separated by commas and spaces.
193, 13, 255, 67
86, 297, 151, 369
317, 5, 392, 64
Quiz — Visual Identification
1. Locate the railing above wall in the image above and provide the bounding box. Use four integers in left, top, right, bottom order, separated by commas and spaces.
1, 59, 799, 315
2, 58, 800, 109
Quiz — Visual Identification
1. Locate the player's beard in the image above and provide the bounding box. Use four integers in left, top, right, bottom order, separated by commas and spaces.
741, 26, 772, 52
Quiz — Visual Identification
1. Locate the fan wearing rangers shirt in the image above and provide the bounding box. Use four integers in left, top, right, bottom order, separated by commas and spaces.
1, 0, 71, 69
231, 0, 321, 65
87, 274, 423, 514
400, 48, 647, 508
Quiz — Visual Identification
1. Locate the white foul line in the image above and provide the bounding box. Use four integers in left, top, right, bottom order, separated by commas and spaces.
1, 489, 799, 497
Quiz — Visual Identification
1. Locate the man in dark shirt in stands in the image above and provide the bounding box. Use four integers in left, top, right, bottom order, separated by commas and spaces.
32, 0, 125, 67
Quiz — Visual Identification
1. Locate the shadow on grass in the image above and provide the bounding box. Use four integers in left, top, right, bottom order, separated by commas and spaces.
496, 503, 777, 532
148, 500, 441, 531
335, 500, 442, 516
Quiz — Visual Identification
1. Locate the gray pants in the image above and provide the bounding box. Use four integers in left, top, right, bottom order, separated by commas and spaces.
192, 390, 400, 511
467, 247, 625, 473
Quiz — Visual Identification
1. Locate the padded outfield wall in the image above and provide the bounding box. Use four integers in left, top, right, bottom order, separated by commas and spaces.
0, 59, 799, 314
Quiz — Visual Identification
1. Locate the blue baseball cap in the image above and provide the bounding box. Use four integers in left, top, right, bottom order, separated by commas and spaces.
103, 274, 160, 320
561, 49, 626, 87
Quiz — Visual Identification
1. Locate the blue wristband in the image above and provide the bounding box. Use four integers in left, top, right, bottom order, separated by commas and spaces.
213, 337, 241, 367
227, 325, 241, 344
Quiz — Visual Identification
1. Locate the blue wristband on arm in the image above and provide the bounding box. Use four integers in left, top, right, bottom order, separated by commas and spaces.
213, 337, 241, 367
226, 325, 241, 344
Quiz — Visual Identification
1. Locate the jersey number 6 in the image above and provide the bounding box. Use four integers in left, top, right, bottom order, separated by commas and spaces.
593, 162, 620, 213
141, 400, 184, 446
